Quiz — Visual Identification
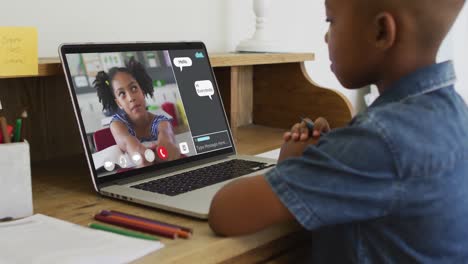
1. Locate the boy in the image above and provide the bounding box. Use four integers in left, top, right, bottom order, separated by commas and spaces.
209, 0, 468, 262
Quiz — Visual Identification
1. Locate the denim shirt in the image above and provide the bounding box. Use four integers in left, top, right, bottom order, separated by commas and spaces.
265, 61, 468, 263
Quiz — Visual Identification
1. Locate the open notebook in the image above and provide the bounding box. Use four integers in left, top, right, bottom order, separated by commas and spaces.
0, 214, 164, 264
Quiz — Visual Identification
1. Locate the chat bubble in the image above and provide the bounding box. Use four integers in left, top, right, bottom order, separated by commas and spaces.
173, 57, 192, 71
195, 80, 215, 100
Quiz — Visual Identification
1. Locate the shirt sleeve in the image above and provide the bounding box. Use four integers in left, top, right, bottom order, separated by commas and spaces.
264, 119, 398, 230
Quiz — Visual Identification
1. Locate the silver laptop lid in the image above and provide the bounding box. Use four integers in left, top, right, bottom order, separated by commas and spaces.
59, 42, 235, 191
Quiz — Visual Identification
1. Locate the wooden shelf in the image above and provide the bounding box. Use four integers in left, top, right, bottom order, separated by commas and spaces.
1, 53, 314, 79
209, 53, 314, 67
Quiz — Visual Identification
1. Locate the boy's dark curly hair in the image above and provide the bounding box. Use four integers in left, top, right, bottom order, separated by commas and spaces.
94, 56, 154, 113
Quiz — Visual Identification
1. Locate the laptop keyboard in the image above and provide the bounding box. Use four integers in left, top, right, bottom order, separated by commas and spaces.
131, 159, 274, 196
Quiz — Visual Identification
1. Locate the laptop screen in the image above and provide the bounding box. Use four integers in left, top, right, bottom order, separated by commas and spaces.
60, 43, 235, 186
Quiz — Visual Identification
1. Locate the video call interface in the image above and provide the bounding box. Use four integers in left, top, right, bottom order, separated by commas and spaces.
65, 49, 232, 177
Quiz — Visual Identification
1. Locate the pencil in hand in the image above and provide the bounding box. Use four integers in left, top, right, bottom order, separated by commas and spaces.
300, 117, 327, 138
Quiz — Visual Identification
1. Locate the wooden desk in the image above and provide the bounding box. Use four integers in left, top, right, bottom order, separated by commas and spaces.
3, 52, 352, 263
33, 126, 309, 264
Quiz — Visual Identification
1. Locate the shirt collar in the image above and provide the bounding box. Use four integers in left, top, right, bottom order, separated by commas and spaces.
370, 61, 456, 108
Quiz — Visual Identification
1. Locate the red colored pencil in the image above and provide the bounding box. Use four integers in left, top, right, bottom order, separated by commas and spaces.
109, 213, 191, 239
107, 210, 193, 233
94, 214, 177, 239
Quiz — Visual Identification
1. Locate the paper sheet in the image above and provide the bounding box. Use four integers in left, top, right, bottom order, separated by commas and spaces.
0, 214, 164, 264
255, 148, 280, 160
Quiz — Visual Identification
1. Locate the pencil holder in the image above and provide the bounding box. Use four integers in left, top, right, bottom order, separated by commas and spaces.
0, 140, 33, 219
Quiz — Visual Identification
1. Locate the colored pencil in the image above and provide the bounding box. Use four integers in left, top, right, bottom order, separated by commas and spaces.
89, 222, 159, 241
0, 117, 10, 143
101, 213, 191, 239
95, 212, 193, 239
300, 117, 324, 137
20, 109, 27, 142
13, 118, 22, 142
107, 210, 193, 233
95, 213, 177, 239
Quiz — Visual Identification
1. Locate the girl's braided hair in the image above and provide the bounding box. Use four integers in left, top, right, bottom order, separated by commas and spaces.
94, 56, 153, 113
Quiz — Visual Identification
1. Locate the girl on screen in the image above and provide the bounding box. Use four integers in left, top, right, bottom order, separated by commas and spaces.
94, 57, 180, 165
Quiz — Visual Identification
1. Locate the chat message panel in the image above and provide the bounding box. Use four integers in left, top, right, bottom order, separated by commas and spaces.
168, 49, 231, 138
193, 131, 232, 154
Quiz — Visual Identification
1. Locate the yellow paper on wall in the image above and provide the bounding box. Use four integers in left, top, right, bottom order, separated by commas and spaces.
0, 27, 38, 77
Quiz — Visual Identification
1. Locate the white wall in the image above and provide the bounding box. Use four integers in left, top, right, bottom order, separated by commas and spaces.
438, 3, 468, 104
0, 0, 228, 56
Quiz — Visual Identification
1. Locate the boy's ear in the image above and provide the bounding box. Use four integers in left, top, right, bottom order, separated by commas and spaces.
373, 12, 396, 50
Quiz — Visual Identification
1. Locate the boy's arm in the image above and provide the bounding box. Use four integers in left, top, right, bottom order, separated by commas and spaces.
209, 174, 295, 236
209, 139, 311, 236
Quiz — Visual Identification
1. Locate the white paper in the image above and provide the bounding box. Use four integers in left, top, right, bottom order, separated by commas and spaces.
0, 214, 164, 264
255, 148, 280, 160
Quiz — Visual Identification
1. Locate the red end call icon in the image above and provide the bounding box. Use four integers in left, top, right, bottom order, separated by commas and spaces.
157, 146, 168, 160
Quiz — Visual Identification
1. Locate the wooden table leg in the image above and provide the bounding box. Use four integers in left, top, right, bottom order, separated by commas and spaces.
230, 65, 253, 139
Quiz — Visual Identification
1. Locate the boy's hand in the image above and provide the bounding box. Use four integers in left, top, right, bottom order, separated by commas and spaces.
278, 139, 310, 163
283, 117, 330, 142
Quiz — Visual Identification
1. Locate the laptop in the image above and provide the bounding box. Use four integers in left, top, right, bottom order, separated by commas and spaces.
59, 42, 276, 219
